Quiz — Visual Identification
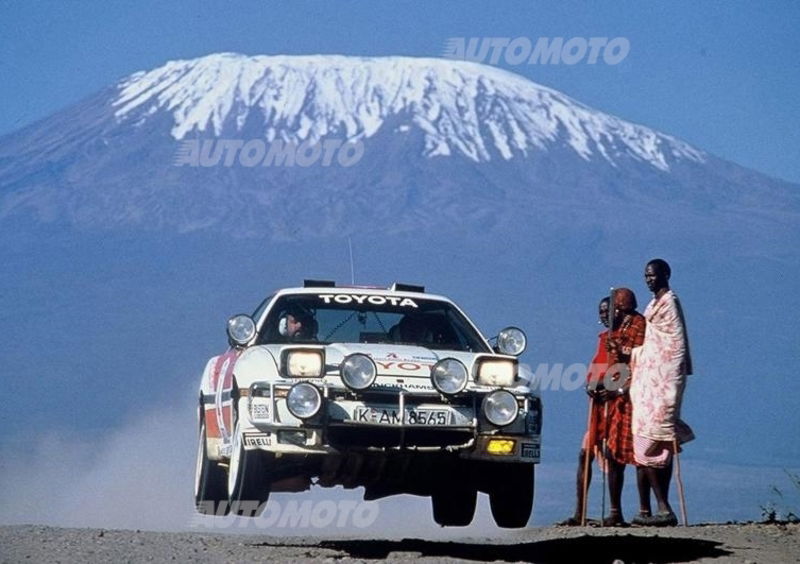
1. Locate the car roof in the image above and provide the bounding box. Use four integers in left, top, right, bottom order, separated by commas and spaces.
272, 285, 453, 303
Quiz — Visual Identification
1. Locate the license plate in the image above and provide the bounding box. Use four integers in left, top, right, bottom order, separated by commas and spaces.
351, 406, 450, 426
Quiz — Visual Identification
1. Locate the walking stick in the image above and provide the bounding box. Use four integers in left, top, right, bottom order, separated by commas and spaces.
673, 438, 689, 526
600, 401, 608, 527
599, 287, 615, 528
580, 396, 594, 526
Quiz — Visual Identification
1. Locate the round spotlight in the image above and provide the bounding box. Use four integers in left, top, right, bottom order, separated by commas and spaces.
496, 327, 527, 356
482, 390, 519, 427
340, 354, 377, 391
286, 382, 322, 419
430, 358, 468, 395
227, 314, 256, 346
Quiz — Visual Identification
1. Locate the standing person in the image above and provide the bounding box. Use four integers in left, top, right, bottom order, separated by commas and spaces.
558, 297, 611, 526
559, 291, 644, 526
600, 287, 646, 526
629, 258, 694, 527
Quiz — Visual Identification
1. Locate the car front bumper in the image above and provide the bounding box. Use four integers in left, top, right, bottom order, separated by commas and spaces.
240, 380, 542, 463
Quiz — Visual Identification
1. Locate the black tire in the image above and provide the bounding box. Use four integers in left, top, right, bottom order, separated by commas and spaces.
227, 418, 271, 517
489, 463, 534, 528
194, 420, 229, 515
431, 481, 478, 527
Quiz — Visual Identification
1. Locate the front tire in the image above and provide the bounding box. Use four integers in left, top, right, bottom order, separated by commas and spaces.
489, 463, 534, 528
227, 420, 271, 517
194, 420, 229, 515
430, 468, 477, 527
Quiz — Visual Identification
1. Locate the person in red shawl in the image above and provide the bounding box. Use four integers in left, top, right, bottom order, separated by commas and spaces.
560, 289, 646, 527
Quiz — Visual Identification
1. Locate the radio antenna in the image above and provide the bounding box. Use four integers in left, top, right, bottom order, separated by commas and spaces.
348, 237, 355, 285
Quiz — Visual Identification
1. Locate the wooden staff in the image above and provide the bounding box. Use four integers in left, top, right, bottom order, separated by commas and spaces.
580, 396, 594, 526
673, 438, 689, 526
600, 400, 608, 527
599, 288, 615, 527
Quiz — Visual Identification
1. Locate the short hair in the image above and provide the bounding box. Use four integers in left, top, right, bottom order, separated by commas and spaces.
647, 258, 671, 279
599, 296, 610, 306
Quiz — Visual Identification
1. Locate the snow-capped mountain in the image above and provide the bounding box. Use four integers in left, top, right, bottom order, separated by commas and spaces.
112, 53, 704, 170
0, 52, 796, 240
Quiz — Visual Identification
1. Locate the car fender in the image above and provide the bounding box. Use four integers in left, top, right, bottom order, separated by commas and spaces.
200, 349, 241, 460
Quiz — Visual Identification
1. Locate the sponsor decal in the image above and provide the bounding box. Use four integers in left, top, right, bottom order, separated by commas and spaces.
375, 360, 432, 372
521, 443, 541, 459
243, 433, 272, 447
372, 382, 434, 391
317, 294, 418, 308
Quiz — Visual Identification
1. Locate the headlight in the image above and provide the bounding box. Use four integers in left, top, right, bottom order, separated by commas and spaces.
476, 359, 517, 387
340, 354, 377, 391
227, 314, 256, 346
283, 350, 324, 377
496, 327, 527, 356
482, 390, 519, 427
430, 358, 468, 395
286, 382, 322, 419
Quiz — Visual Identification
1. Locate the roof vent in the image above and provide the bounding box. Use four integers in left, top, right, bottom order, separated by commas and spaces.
304, 279, 336, 288
390, 283, 425, 293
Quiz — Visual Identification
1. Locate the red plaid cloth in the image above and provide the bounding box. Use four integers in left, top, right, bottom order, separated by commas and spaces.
582, 395, 634, 465
606, 394, 635, 464
582, 313, 645, 466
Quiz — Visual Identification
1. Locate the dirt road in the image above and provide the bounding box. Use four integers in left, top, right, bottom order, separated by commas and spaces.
1, 522, 798, 563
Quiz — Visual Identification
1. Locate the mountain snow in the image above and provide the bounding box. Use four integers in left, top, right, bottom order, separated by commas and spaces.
113, 53, 705, 171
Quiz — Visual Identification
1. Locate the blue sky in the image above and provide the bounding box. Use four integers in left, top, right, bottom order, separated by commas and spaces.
1, 0, 799, 184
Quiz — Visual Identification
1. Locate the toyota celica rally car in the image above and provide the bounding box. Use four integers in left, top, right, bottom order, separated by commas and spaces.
194, 281, 542, 527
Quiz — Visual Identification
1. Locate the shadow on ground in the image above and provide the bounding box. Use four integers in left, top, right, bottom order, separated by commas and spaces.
254, 535, 732, 563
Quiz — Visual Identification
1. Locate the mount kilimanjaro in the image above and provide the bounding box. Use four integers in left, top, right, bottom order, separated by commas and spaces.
0, 53, 799, 489
0, 53, 796, 243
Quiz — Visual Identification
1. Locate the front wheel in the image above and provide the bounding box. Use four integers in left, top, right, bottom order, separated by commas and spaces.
194, 420, 228, 515
227, 421, 271, 517
431, 484, 477, 526
489, 463, 534, 528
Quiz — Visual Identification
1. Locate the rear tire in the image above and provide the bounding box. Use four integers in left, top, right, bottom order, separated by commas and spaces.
194, 420, 229, 515
489, 463, 534, 528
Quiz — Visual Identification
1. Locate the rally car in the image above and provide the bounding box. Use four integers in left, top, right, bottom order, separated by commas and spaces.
194, 281, 541, 527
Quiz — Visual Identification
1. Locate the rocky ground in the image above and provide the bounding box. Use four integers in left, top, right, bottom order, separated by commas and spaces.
1, 522, 798, 563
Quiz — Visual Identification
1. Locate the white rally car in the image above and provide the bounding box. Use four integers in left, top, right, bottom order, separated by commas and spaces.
194, 281, 541, 528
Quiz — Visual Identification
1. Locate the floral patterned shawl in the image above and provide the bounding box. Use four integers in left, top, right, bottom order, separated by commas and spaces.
630, 290, 694, 443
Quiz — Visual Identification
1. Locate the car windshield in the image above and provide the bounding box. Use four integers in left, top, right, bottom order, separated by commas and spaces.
258, 293, 490, 352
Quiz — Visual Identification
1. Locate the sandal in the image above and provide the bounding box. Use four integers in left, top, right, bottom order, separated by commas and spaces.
631, 511, 652, 526
649, 511, 678, 527
601, 512, 628, 527
556, 516, 581, 526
